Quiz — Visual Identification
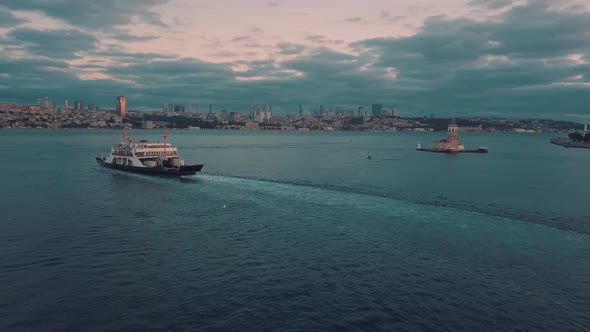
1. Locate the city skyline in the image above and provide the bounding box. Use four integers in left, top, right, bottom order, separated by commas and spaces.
0, 0, 589, 119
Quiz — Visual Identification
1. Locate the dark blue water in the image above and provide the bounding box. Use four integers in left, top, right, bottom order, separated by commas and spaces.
1, 129, 589, 331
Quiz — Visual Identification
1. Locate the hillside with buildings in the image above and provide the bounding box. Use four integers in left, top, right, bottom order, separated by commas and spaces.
0, 100, 585, 132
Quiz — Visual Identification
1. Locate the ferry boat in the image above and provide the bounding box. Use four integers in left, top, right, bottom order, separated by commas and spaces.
96, 129, 203, 176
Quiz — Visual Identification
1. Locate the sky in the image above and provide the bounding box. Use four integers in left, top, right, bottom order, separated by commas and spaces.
0, 0, 589, 118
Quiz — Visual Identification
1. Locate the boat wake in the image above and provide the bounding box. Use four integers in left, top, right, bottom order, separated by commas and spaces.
195, 174, 589, 237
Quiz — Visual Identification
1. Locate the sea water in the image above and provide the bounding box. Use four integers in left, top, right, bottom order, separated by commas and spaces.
1, 129, 589, 330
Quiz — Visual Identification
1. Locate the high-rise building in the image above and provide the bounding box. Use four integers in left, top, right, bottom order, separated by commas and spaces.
299, 105, 303, 117
40, 96, 51, 108
358, 106, 364, 116
116, 96, 126, 118
372, 103, 383, 117
75, 100, 84, 111
249, 104, 272, 123
88, 103, 95, 111
229, 112, 242, 121
64, 99, 69, 110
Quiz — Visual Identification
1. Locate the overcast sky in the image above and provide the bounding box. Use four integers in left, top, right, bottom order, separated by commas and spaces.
0, 0, 589, 118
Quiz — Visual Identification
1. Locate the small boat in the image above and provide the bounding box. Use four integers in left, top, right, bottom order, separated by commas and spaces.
96, 129, 203, 176
366, 155, 372, 160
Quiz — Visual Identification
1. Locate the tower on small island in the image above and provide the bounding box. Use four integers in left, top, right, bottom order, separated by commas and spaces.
417, 111, 488, 153
116, 96, 126, 119
431, 112, 464, 151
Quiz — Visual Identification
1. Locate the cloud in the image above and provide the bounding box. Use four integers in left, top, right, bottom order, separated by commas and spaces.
93, 49, 177, 61
379, 10, 406, 22
0, 6, 27, 27
276, 43, 306, 55
1, 0, 168, 31
345, 17, 364, 23
468, 0, 515, 10
305, 34, 345, 45
351, 0, 590, 115
232, 36, 250, 42
108, 31, 160, 42
0, 0, 590, 118
249, 26, 263, 33
7, 28, 98, 59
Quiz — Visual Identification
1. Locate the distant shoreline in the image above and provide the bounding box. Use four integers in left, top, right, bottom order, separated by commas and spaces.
0, 127, 570, 133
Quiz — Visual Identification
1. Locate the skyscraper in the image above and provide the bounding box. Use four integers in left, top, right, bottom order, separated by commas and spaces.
64, 99, 69, 110
249, 104, 272, 123
75, 101, 84, 111
372, 103, 383, 117
116, 96, 126, 118
88, 103, 95, 111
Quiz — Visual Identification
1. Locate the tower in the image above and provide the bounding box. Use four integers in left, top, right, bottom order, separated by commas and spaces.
64, 99, 69, 110
116, 96, 126, 118
446, 110, 459, 149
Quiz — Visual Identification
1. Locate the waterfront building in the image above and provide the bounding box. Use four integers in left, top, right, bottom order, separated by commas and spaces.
244, 121, 260, 130
116, 96, 126, 118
